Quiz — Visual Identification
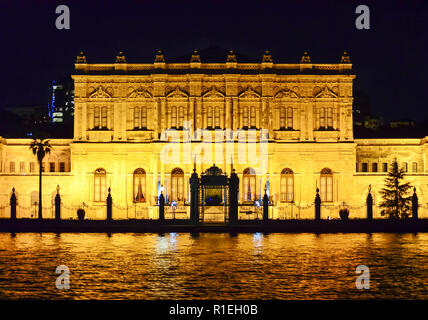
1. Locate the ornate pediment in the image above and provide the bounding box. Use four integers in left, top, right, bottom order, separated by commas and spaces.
314, 86, 337, 98
203, 164, 223, 176
274, 88, 299, 99
202, 86, 225, 98
166, 86, 189, 98
128, 87, 152, 98
239, 87, 260, 99
89, 86, 112, 99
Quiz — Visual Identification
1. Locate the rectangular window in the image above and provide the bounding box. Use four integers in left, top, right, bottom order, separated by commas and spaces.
178, 107, 184, 128
372, 163, 378, 172
133, 107, 140, 129
41, 163, 45, 172
20, 162, 25, 173
101, 107, 107, 128
403, 162, 408, 172
242, 107, 249, 128
9, 162, 15, 173
286, 107, 293, 129
59, 162, 65, 172
250, 107, 256, 128
319, 108, 326, 128
327, 108, 333, 128
30, 162, 35, 173
280, 108, 286, 129
141, 107, 147, 128
207, 106, 213, 128
362, 163, 368, 172
49, 162, 55, 172
94, 107, 100, 128
171, 107, 177, 128
412, 162, 417, 173
383, 163, 388, 172
214, 107, 220, 128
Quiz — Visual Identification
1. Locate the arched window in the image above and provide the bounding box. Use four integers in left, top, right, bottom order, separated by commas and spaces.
286, 107, 293, 129
243, 167, 256, 202
320, 168, 333, 202
133, 168, 146, 203
171, 168, 184, 202
94, 168, 107, 202
280, 107, 286, 129
280, 168, 294, 202
207, 106, 213, 128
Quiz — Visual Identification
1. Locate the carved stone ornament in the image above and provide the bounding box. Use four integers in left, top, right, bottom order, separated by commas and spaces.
314, 86, 337, 98
89, 86, 112, 98
128, 87, 152, 98
239, 87, 261, 98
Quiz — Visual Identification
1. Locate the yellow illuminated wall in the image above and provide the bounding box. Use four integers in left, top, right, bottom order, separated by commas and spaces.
0, 53, 427, 220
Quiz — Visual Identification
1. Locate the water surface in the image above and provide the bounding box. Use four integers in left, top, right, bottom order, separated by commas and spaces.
0, 233, 427, 299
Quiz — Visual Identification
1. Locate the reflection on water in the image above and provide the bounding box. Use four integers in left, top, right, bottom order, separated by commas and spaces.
0, 232, 427, 299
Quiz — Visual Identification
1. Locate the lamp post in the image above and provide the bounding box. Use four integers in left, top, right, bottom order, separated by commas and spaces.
171, 200, 177, 220
254, 200, 261, 220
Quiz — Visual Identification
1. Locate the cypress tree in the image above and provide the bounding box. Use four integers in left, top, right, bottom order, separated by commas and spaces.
379, 160, 412, 219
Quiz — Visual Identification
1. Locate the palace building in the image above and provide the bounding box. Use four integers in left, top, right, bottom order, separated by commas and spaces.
0, 49, 427, 221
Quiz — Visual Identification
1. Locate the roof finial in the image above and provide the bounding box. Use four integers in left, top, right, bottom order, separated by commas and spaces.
76, 51, 87, 64
190, 49, 201, 62
227, 49, 237, 62
115, 51, 126, 63
262, 49, 273, 63
301, 51, 311, 63
155, 49, 165, 63
340, 50, 351, 63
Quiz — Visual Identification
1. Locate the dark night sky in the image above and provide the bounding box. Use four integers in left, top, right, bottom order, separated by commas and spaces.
0, 0, 427, 122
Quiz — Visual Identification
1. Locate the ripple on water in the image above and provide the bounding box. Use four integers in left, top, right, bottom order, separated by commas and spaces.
0, 233, 427, 299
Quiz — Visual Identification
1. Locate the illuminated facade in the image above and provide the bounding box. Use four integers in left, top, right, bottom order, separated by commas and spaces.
0, 50, 427, 220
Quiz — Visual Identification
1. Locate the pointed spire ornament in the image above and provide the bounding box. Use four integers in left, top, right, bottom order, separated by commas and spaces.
300, 51, 311, 63
190, 49, 201, 62
76, 51, 87, 64
154, 49, 165, 62
115, 51, 126, 63
340, 51, 351, 63
262, 49, 273, 63
226, 49, 237, 62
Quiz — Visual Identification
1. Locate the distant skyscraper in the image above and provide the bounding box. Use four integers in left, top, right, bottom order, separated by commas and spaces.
48, 79, 74, 123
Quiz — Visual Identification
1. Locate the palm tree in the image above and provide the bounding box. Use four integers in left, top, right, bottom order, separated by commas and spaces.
29, 139, 52, 219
